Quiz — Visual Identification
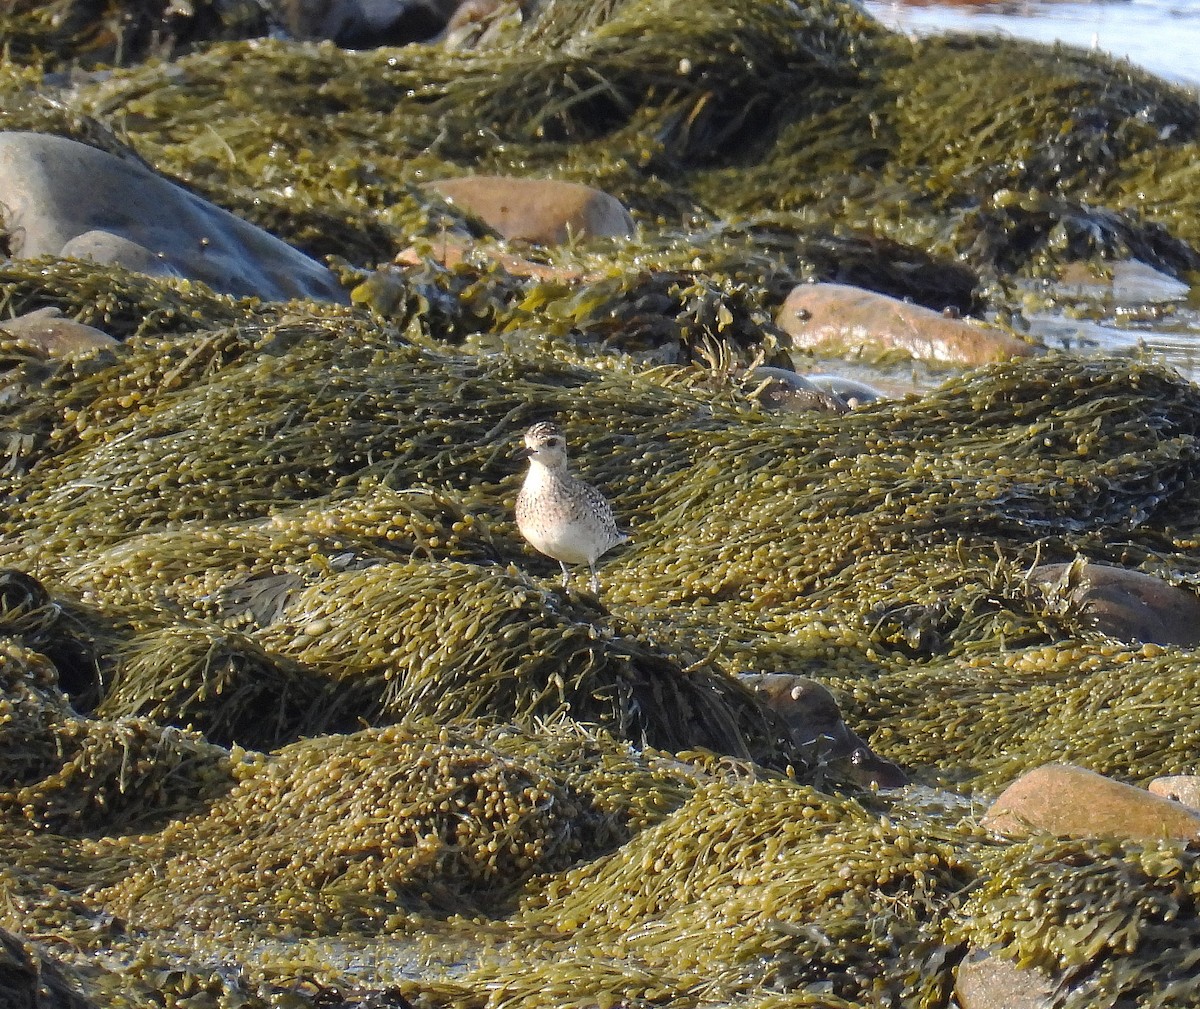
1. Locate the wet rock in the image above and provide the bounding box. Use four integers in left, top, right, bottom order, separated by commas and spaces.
982, 763, 1200, 841
1148, 775, 1200, 810
0, 927, 96, 1008
738, 673, 908, 788
0, 131, 347, 304
1031, 559, 1200, 647
745, 367, 849, 414
776, 282, 1039, 365
424, 176, 636, 245
0, 307, 117, 358
1057, 259, 1191, 305
802, 373, 888, 408
955, 947, 1057, 1009
276, 0, 462, 45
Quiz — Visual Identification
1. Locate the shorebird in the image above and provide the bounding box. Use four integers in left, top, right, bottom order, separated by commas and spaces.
515, 421, 628, 594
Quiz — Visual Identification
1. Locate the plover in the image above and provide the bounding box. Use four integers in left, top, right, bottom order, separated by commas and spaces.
515, 421, 628, 594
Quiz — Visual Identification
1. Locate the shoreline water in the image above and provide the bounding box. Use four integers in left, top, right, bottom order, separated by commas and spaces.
863, 0, 1200, 90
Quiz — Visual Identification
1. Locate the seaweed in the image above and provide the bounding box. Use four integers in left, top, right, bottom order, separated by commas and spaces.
5, 0, 1200, 1003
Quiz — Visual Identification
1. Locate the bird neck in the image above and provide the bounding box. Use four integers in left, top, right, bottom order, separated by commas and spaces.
527, 458, 569, 484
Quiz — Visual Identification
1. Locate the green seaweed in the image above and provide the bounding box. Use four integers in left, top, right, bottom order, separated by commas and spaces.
4, 0, 1200, 1005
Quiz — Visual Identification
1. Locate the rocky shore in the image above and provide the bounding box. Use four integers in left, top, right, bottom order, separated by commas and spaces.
3, 1, 1200, 1007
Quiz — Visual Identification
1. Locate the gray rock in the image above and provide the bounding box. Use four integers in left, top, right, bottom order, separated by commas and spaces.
746, 366, 848, 414
0, 131, 347, 304
738, 672, 908, 788
277, 0, 462, 45
59, 231, 182, 279
803, 373, 887, 408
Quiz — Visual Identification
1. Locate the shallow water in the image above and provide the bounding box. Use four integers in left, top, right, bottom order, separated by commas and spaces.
862, 0, 1200, 88
862, 0, 1200, 385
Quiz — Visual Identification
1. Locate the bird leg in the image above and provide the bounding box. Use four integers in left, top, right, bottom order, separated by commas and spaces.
588, 564, 601, 595
559, 561, 572, 589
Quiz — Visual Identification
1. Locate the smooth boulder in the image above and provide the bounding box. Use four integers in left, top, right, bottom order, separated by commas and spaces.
776, 282, 1039, 365
425, 176, 636, 245
982, 764, 1200, 841
1032, 559, 1200, 647
0, 132, 347, 303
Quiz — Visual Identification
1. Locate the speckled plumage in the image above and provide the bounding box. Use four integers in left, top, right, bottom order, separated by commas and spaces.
515, 421, 628, 594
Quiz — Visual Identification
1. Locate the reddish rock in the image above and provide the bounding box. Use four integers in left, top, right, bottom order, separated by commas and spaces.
1148, 775, 1200, 810
424, 176, 636, 245
776, 282, 1039, 365
955, 947, 1056, 1009
1031, 559, 1200, 647
0, 307, 118, 359
982, 764, 1200, 841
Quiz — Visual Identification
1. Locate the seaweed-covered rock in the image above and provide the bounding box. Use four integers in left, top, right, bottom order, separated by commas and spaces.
6, 0, 1200, 1002
0, 132, 348, 303
95, 722, 696, 934
0, 636, 234, 835
0, 927, 96, 1009
0, 0, 270, 68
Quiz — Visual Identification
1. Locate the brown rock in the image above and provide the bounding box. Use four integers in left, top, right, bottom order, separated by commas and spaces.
738, 673, 908, 788
955, 947, 1056, 1009
775, 282, 1039, 365
425, 176, 636, 245
982, 763, 1200, 841
1031, 559, 1200, 647
0, 307, 118, 359
1148, 775, 1200, 810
